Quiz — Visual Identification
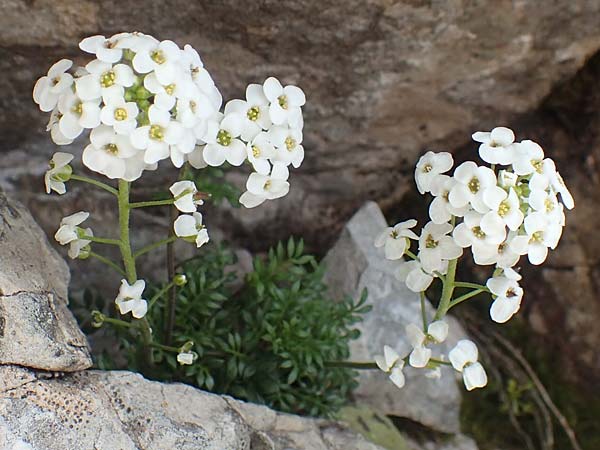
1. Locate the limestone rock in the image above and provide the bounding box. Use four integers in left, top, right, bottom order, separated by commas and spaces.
0, 192, 91, 371
0, 366, 384, 450
323, 202, 465, 434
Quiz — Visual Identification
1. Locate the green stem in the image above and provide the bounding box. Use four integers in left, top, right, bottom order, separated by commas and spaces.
324, 361, 379, 370
148, 281, 175, 310
130, 198, 175, 209
117, 180, 153, 366
448, 289, 487, 309
405, 249, 418, 260
430, 357, 452, 366
81, 235, 122, 246
150, 342, 180, 353
454, 281, 490, 292
71, 174, 118, 196
88, 251, 125, 276
133, 236, 178, 259
434, 258, 458, 320
420, 291, 428, 331
102, 316, 134, 329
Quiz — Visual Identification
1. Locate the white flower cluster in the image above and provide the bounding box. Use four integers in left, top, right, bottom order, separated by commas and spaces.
35, 32, 305, 208
374, 126, 574, 392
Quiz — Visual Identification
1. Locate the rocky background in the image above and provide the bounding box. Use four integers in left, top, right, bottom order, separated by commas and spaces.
1, 0, 600, 447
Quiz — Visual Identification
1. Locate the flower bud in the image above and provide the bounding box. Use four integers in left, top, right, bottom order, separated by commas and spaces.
173, 273, 187, 286
498, 170, 517, 188
91, 310, 105, 328
180, 340, 194, 352
78, 245, 92, 260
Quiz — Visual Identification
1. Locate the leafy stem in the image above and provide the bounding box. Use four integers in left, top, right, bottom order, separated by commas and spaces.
70, 174, 118, 196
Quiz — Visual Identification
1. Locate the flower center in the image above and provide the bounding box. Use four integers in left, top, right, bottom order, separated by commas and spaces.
489, 140, 501, 148
423, 163, 433, 173
217, 129, 232, 146
264, 180, 272, 190
51, 76, 61, 86
390, 230, 399, 239
149, 125, 164, 141
468, 177, 480, 194
506, 287, 518, 298
498, 242, 507, 254
189, 100, 197, 113
498, 200, 511, 217
531, 159, 543, 173
545, 198, 555, 212
72, 102, 83, 116
252, 145, 261, 158
530, 231, 544, 243
100, 70, 116, 88
442, 190, 450, 201
104, 143, 119, 155
278, 95, 288, 109
425, 234, 438, 248
114, 107, 128, 121
151, 49, 166, 64
196, 223, 205, 232
164, 83, 176, 95
285, 136, 296, 151
471, 226, 486, 239
247, 106, 260, 121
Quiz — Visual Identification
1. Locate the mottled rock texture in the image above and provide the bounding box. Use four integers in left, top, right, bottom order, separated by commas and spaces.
323, 202, 465, 433
0, 365, 384, 450
1, 0, 599, 385
0, 192, 91, 371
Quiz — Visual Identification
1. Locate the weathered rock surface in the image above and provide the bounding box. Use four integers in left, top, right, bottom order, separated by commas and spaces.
405, 434, 479, 450
323, 202, 465, 434
0, 365, 384, 450
0, 192, 91, 372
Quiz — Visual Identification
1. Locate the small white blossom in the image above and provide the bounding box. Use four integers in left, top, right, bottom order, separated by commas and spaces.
133, 39, 183, 84
429, 175, 469, 223
130, 105, 184, 164
75, 60, 135, 102
177, 352, 195, 365
482, 187, 524, 231
375, 219, 419, 260
57, 91, 101, 140
115, 279, 148, 319
46, 108, 74, 145
68, 227, 92, 260
405, 321, 448, 368
269, 126, 304, 168
45, 152, 73, 194
415, 151, 453, 194
202, 113, 247, 167
263, 77, 305, 127
418, 222, 462, 273
497, 169, 518, 188
487, 269, 523, 323
449, 162, 497, 213
54, 211, 90, 245
512, 140, 545, 176
79, 35, 124, 63
472, 127, 516, 165
510, 212, 562, 265
83, 125, 139, 179
247, 132, 276, 175
33, 59, 74, 112
100, 91, 139, 135
396, 259, 441, 293
453, 212, 506, 265
239, 163, 290, 208
174, 212, 210, 248
169, 180, 202, 213
449, 340, 488, 391
374, 345, 405, 389
224, 84, 272, 141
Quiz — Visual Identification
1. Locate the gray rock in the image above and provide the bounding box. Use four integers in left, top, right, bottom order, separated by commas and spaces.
0, 192, 91, 371
405, 434, 479, 450
323, 202, 465, 434
0, 365, 384, 450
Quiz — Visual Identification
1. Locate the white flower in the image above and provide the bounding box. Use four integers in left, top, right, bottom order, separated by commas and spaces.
46, 108, 74, 145
202, 113, 247, 167
512, 140, 545, 176
224, 84, 272, 141
405, 321, 448, 368
487, 270, 523, 323
133, 39, 183, 84
75, 60, 135, 101
453, 211, 506, 265
268, 126, 304, 168
33, 59, 73, 112
57, 91, 101, 139
115, 279, 148, 319
510, 212, 562, 265
374, 345, 405, 389
545, 159, 574, 210
170, 180, 202, 213
54, 211, 90, 245
449, 340, 488, 391
449, 161, 497, 213
429, 175, 469, 223
100, 91, 139, 135
375, 219, 419, 260
45, 152, 73, 194
68, 227, 92, 260
247, 132, 276, 175
176, 85, 215, 128
472, 127, 516, 165
490, 236, 522, 268
415, 151, 453, 194
83, 126, 139, 179
174, 212, 210, 248
79, 35, 124, 63
177, 352, 195, 365
528, 188, 564, 225
130, 105, 184, 164
186, 145, 208, 170
497, 169, 518, 188
239, 163, 290, 208
482, 187, 524, 231
144, 71, 193, 111
418, 222, 462, 273
263, 77, 305, 127
396, 260, 439, 293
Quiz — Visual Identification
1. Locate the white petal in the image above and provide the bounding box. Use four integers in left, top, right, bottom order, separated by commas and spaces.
427, 320, 448, 343
389, 367, 405, 389
463, 362, 488, 390
263, 77, 283, 102
409, 346, 432, 368
448, 339, 478, 371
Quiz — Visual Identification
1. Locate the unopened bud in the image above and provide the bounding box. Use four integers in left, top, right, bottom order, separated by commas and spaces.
173, 274, 187, 287
91, 310, 105, 328
498, 170, 518, 188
